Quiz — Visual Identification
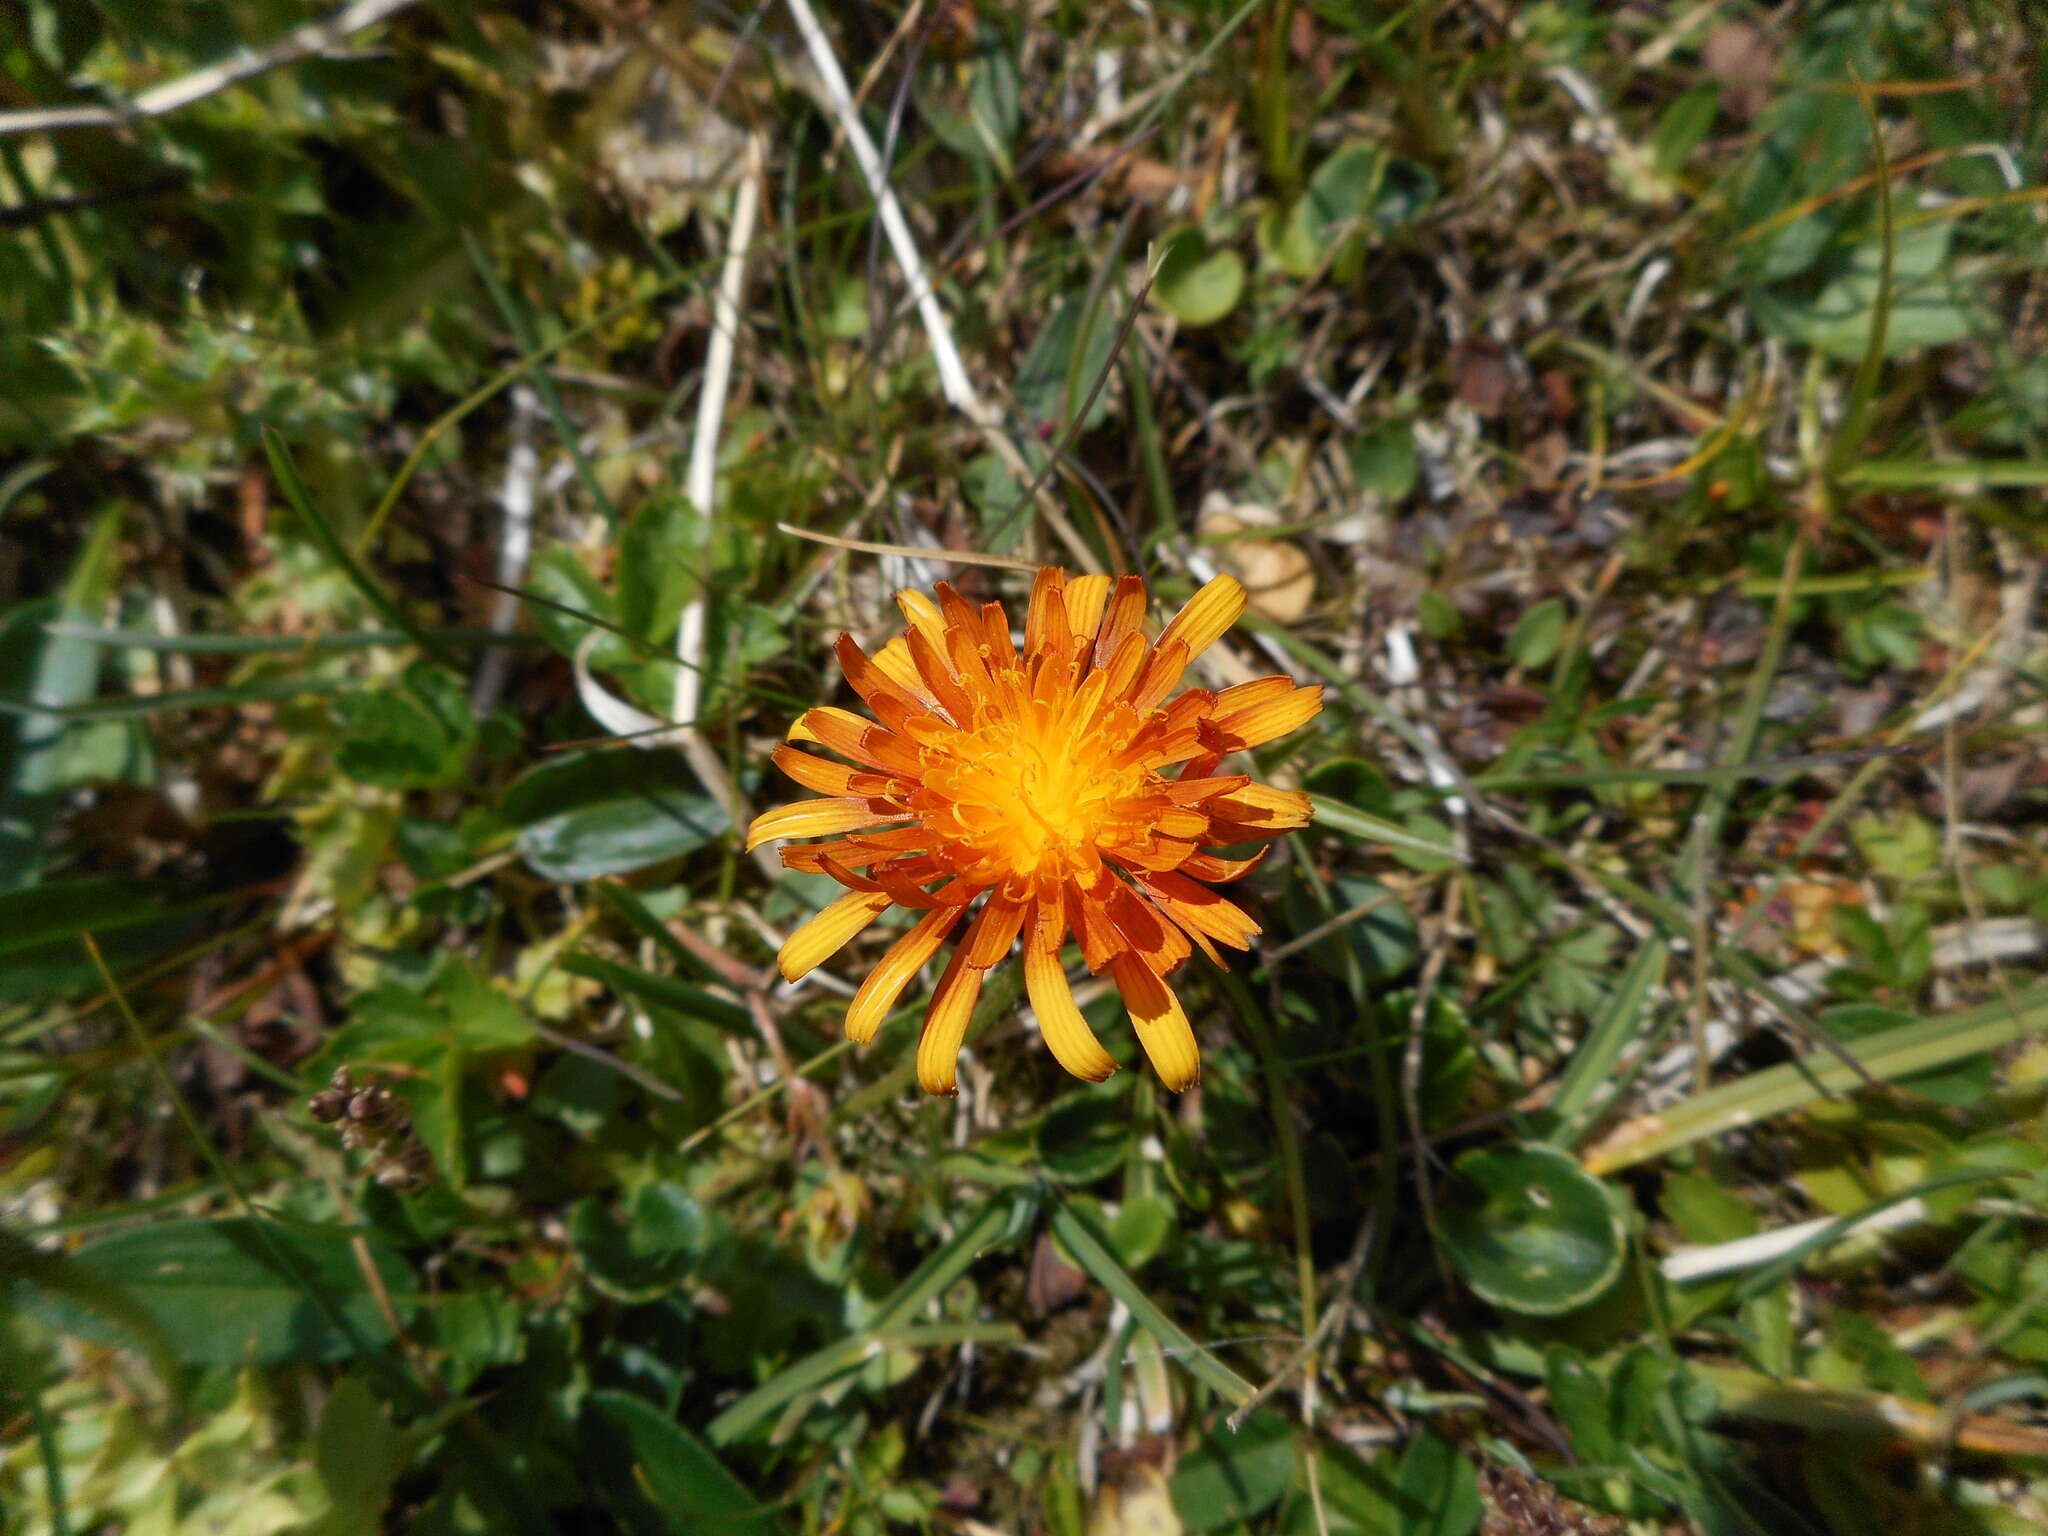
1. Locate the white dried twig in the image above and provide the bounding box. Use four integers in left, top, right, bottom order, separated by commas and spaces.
783, 0, 978, 420
781, 0, 1101, 573
658, 135, 780, 879
0, 0, 421, 138
1663, 1199, 1931, 1284
471, 384, 541, 719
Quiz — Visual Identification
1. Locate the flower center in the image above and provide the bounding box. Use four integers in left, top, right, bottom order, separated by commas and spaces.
913, 696, 1146, 882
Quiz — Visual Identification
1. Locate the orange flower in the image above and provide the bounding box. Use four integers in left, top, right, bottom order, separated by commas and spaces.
746, 568, 1321, 1095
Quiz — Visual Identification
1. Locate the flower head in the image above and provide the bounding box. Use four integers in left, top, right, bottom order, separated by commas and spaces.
747, 568, 1321, 1094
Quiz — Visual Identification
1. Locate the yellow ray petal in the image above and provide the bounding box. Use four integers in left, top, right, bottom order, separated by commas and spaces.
1025, 940, 1117, 1082
745, 797, 902, 851
915, 946, 985, 1096
1155, 572, 1246, 663
1208, 684, 1325, 751
1109, 952, 1200, 1091
1205, 782, 1314, 831
872, 634, 933, 702
844, 903, 964, 1043
1062, 573, 1112, 645
778, 889, 893, 982
895, 588, 948, 654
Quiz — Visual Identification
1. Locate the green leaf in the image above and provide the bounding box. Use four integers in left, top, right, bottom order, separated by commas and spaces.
1270, 142, 1437, 278
1016, 296, 1116, 431
1170, 1409, 1295, 1532
1438, 1142, 1624, 1315
617, 492, 699, 647
1283, 872, 1422, 982
1661, 1171, 1758, 1245
1281, 1444, 1400, 1534
1152, 229, 1246, 327
526, 545, 617, 658
0, 509, 120, 887
1394, 1432, 1480, 1536
335, 662, 477, 789
502, 750, 730, 880
32, 1218, 418, 1366
313, 1377, 408, 1524
1507, 598, 1568, 668
1652, 82, 1721, 176
1349, 420, 1420, 501
0, 1224, 184, 1396
1544, 1345, 1618, 1467
571, 1183, 711, 1304
1758, 219, 1985, 362
583, 1391, 775, 1534
1107, 1194, 1173, 1272
0, 876, 214, 1005
1036, 1090, 1131, 1184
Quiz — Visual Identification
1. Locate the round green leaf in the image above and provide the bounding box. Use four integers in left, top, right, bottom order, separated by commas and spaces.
1439, 1142, 1623, 1315
1107, 1193, 1173, 1271
1153, 229, 1246, 326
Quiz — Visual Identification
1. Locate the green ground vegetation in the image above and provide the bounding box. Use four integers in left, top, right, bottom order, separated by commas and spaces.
3, 2, 2048, 1532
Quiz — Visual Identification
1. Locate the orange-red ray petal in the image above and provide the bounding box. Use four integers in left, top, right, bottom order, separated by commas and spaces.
961, 888, 1028, 967
1093, 576, 1147, 667
1204, 783, 1314, 833
770, 744, 905, 798
1105, 881, 1192, 974
1180, 848, 1269, 883
790, 706, 923, 775
1024, 567, 1070, 656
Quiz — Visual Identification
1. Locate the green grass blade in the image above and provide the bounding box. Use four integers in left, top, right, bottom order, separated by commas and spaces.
706, 1194, 1028, 1444
1307, 793, 1469, 864
1585, 985, 2048, 1173
42, 625, 544, 655
560, 952, 752, 1035
1826, 68, 1894, 479
1049, 1197, 1254, 1408
1838, 459, 2048, 488
262, 428, 457, 669
0, 677, 342, 721
1545, 937, 1669, 1144
462, 230, 618, 528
